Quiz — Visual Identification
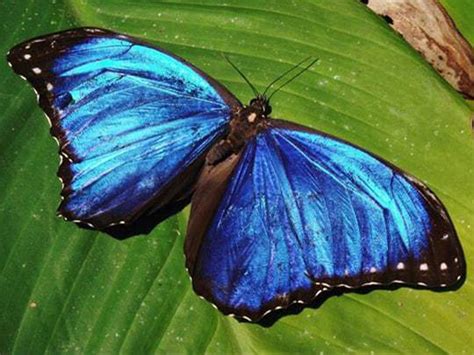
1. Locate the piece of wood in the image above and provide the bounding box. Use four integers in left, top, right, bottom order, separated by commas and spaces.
363, 0, 474, 99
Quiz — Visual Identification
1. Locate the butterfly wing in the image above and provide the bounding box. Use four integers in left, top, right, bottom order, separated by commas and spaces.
7, 27, 241, 229
185, 119, 465, 321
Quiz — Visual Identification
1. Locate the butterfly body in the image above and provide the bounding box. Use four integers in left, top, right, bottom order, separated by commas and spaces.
7, 27, 466, 322
207, 95, 271, 165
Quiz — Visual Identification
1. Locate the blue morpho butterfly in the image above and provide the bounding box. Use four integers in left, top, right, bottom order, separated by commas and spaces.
7, 27, 466, 321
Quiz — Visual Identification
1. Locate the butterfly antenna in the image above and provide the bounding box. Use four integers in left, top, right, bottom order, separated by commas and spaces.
268, 58, 319, 100
222, 54, 259, 97
262, 57, 313, 96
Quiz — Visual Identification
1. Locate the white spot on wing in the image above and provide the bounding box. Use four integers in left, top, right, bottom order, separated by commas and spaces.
440, 262, 448, 270
86, 28, 102, 33
363, 281, 379, 286
32, 67, 42, 74
24, 54, 31, 60
419, 263, 428, 271
369, 267, 377, 273
33, 88, 39, 103
396, 262, 405, 270
425, 189, 437, 201
43, 113, 52, 127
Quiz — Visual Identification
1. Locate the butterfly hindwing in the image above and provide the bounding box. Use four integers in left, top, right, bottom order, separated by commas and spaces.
186, 119, 465, 321
7, 27, 241, 229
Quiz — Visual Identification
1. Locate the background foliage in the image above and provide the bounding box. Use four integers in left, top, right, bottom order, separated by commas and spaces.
0, 0, 472, 353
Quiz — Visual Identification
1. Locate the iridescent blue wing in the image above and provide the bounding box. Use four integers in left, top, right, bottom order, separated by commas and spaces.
7, 28, 241, 229
186, 120, 465, 321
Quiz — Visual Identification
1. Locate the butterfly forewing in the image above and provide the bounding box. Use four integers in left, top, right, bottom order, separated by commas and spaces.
185, 119, 465, 321
7, 27, 242, 229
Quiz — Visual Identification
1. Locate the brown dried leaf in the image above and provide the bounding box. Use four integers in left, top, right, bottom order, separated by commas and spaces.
364, 0, 474, 99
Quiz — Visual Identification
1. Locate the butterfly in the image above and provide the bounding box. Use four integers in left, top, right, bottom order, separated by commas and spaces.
7, 27, 466, 321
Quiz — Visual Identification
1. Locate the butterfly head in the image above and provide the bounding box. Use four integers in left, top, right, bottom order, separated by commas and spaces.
249, 94, 272, 117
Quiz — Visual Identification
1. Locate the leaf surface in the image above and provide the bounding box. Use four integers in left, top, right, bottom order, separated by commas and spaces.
0, 0, 472, 353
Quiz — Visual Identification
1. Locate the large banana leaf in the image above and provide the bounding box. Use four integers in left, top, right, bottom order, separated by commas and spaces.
0, 0, 472, 353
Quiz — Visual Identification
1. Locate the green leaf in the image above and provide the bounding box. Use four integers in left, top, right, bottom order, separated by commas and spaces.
0, 0, 472, 353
